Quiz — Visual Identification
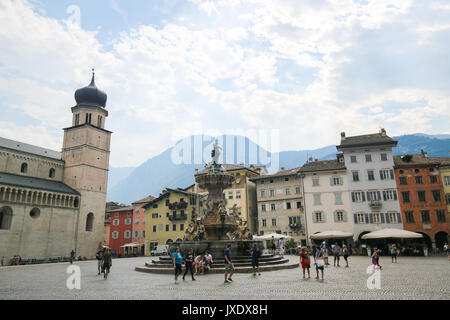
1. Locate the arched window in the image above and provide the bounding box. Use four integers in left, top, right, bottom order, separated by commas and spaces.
74, 198, 79, 208
0, 206, 13, 230
49, 168, 55, 178
20, 163, 28, 173
166, 239, 173, 244
85, 212, 94, 232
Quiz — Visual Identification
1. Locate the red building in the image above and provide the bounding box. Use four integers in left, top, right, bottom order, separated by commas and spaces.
131, 195, 155, 255
394, 153, 449, 250
107, 206, 134, 256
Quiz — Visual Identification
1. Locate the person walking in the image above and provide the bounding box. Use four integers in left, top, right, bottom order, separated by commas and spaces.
224, 244, 234, 283
315, 248, 325, 280
70, 250, 75, 264
182, 248, 196, 281
96, 249, 104, 275
1, 256, 4, 266
311, 244, 317, 262
322, 244, 329, 266
172, 247, 183, 282
102, 248, 112, 279
270, 236, 276, 255
279, 238, 285, 256
444, 243, 449, 260
250, 243, 262, 276
390, 244, 398, 263
333, 242, 341, 267
300, 247, 311, 278
342, 244, 350, 267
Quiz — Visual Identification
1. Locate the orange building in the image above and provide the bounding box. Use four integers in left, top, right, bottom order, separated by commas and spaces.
394, 152, 450, 250
131, 195, 155, 255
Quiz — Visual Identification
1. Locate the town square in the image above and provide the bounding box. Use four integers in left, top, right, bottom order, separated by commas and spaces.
0, 0, 449, 302
0, 256, 449, 300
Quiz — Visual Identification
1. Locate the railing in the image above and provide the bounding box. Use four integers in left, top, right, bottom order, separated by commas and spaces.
369, 201, 382, 208
168, 214, 187, 221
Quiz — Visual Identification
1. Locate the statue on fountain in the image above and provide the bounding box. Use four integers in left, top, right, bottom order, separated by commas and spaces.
206, 138, 224, 174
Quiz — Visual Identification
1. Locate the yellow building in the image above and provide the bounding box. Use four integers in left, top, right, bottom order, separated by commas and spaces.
143, 188, 203, 255
194, 164, 265, 234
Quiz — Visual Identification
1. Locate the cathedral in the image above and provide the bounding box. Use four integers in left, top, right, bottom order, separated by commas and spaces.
0, 71, 111, 260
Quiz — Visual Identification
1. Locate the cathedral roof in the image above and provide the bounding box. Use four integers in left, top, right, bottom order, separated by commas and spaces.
0, 172, 80, 195
0, 136, 62, 160
74, 71, 107, 108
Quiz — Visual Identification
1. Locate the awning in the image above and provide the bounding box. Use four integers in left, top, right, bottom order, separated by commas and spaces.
252, 233, 293, 240
361, 228, 423, 239
120, 243, 141, 248
310, 231, 354, 239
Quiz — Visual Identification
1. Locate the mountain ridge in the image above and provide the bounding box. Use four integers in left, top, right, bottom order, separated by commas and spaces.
107, 134, 450, 204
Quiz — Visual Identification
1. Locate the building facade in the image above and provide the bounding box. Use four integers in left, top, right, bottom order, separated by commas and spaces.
394, 153, 450, 249
107, 206, 134, 255
252, 167, 306, 244
300, 155, 353, 244
337, 129, 403, 242
131, 195, 155, 255
143, 188, 202, 255
0, 72, 111, 260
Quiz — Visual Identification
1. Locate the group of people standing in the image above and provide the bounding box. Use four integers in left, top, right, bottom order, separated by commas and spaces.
299, 242, 351, 281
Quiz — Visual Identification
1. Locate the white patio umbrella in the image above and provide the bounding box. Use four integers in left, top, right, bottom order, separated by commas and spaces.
310, 230, 354, 239
361, 228, 423, 239
120, 243, 140, 248
252, 233, 292, 240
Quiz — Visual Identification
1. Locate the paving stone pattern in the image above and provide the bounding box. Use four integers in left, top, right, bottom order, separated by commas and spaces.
0, 256, 448, 300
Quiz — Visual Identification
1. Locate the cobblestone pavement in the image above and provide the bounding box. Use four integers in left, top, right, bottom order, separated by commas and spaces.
0, 255, 449, 300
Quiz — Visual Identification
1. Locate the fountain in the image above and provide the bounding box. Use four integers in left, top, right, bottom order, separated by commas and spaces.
135, 138, 299, 273
174, 138, 257, 258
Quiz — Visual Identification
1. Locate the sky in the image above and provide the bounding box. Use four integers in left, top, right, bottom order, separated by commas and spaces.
0, 0, 449, 168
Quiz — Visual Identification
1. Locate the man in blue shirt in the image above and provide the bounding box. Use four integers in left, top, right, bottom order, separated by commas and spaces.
172, 247, 183, 282
250, 243, 261, 276
224, 244, 234, 283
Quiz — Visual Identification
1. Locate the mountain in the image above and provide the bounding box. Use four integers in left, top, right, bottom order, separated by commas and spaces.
107, 134, 450, 204
108, 166, 136, 191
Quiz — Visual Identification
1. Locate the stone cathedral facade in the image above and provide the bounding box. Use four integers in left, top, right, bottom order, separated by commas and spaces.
0, 72, 111, 261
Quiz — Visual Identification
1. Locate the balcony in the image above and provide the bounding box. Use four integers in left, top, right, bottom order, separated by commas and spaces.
369, 201, 382, 208
168, 214, 187, 221
168, 202, 188, 210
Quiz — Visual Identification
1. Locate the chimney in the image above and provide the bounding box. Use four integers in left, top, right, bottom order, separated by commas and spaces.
341, 132, 346, 140
281, 167, 285, 171
195, 169, 198, 174
308, 156, 313, 163
250, 164, 255, 170
380, 128, 386, 136
421, 149, 428, 158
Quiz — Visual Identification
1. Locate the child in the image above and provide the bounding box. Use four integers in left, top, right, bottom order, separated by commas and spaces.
300, 247, 311, 278
371, 248, 382, 269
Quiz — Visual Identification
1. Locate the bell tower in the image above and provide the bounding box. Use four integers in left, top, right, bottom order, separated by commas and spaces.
62, 69, 112, 257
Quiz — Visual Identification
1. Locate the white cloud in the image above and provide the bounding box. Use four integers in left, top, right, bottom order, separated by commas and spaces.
0, 0, 449, 168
